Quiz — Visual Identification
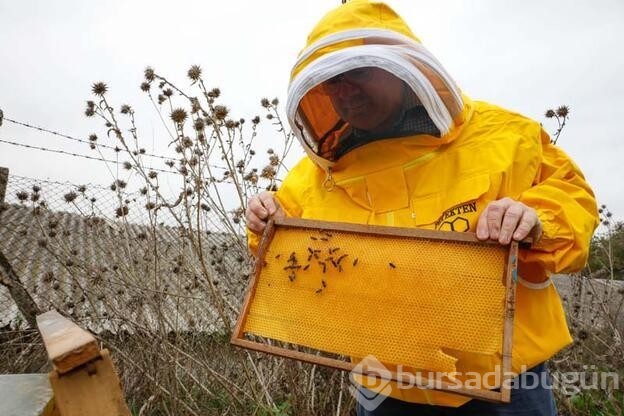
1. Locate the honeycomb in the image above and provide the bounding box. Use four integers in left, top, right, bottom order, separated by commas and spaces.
241, 223, 512, 375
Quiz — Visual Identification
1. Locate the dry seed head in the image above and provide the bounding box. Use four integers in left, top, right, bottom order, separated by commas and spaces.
163, 88, 173, 98
91, 82, 108, 96
182, 137, 193, 148
144, 66, 156, 81
209, 87, 221, 98
187, 65, 202, 81
171, 108, 188, 124
194, 118, 205, 131
244, 172, 258, 184
85, 107, 95, 117
120, 104, 132, 114
140, 82, 151, 92
115, 205, 129, 217
214, 105, 229, 120
77, 185, 87, 193
225, 119, 235, 129
261, 165, 276, 179
252, 116, 260, 125
271, 98, 279, 106
64, 191, 78, 203
16, 191, 29, 201
43, 271, 54, 283
145, 201, 156, 210
261, 98, 270, 108
556, 105, 570, 118
88, 134, 98, 142
544, 109, 555, 118
148, 170, 158, 179
32, 185, 41, 193
123, 161, 132, 170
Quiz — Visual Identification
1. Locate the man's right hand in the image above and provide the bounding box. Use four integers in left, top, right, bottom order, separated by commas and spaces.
245, 191, 285, 235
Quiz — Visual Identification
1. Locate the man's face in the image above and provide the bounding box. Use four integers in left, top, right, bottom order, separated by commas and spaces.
322, 67, 405, 134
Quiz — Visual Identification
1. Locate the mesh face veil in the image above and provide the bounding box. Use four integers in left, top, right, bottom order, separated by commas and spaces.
286, 2, 465, 169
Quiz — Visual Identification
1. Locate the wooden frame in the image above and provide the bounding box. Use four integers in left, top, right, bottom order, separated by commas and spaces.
232, 217, 518, 403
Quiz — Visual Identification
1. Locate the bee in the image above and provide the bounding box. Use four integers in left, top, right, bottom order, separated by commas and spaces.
315, 288, 323, 294
310, 236, 318, 241
275, 254, 281, 259
321, 280, 327, 288
303, 264, 310, 271
288, 273, 296, 282
336, 254, 348, 264
318, 261, 327, 273
353, 258, 359, 267
389, 262, 396, 269
320, 237, 329, 242
329, 247, 340, 254
283, 265, 302, 270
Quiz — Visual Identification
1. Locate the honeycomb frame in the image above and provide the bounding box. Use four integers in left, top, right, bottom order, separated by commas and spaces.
232, 217, 518, 403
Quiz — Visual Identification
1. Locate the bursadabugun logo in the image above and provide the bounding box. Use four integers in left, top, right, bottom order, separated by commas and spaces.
349, 355, 393, 411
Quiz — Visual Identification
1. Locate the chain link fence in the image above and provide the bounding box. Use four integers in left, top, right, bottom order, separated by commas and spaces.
0, 172, 250, 333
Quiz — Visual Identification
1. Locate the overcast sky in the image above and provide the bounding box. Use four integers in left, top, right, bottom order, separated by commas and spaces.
1, 0, 623, 221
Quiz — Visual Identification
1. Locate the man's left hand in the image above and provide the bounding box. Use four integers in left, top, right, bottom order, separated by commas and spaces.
476, 197, 542, 245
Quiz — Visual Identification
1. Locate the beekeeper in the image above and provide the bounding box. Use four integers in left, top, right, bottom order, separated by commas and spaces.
246, 1, 598, 414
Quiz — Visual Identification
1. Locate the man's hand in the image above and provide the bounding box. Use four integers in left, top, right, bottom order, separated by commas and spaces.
476, 198, 542, 245
245, 191, 285, 235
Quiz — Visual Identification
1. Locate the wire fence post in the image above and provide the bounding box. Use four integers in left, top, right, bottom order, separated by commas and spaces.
0, 167, 7, 204
0, 167, 42, 328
